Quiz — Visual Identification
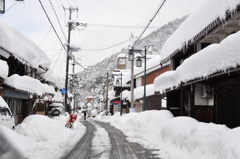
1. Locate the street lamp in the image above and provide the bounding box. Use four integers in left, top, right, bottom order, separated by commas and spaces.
112, 70, 123, 116
128, 46, 147, 111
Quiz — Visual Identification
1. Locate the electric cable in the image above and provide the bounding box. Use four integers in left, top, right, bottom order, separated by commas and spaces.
35, 26, 52, 50
38, 0, 67, 53
0, 2, 18, 16
81, 39, 129, 51
92, 0, 149, 21
48, 0, 67, 41
134, 0, 166, 44
82, 23, 160, 29
44, 47, 64, 79
110, 0, 166, 72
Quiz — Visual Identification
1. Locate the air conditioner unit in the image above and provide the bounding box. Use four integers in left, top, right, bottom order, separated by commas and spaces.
201, 85, 211, 98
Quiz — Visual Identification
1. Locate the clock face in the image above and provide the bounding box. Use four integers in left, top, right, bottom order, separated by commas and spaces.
0, 0, 4, 14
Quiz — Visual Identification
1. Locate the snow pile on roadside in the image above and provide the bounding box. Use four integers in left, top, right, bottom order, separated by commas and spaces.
95, 110, 240, 159
0, 96, 9, 108
0, 115, 85, 159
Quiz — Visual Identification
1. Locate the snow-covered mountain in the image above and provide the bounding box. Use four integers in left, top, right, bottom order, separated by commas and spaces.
78, 16, 187, 102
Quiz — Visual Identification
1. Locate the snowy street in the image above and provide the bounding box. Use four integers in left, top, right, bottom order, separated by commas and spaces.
2, 110, 240, 159
2, 0, 240, 159
65, 119, 158, 159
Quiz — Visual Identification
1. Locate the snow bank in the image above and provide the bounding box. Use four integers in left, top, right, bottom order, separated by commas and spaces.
95, 110, 240, 159
1, 114, 86, 159
155, 30, 240, 93
0, 60, 8, 79
16, 115, 65, 142
0, 96, 8, 108
0, 19, 50, 69
160, 0, 240, 62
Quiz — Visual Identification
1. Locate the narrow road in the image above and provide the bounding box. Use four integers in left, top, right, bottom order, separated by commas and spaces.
64, 119, 160, 159
64, 120, 96, 159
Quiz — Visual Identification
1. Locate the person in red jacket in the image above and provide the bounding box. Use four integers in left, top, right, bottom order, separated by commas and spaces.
65, 112, 77, 129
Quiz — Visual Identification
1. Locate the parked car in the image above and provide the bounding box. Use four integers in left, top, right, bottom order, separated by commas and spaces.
0, 96, 15, 130
48, 103, 65, 116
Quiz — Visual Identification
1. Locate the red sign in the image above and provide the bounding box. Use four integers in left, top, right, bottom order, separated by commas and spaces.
114, 101, 121, 104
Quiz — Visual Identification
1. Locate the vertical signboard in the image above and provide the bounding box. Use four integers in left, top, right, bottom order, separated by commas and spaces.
0, 0, 5, 14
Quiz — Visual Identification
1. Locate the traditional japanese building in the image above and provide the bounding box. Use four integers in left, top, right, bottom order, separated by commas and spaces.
154, 0, 240, 128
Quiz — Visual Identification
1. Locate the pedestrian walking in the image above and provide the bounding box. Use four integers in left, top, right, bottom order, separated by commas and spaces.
84, 111, 87, 120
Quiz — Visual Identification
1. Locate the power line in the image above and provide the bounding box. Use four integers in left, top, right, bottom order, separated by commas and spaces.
38, 0, 67, 53
0, 2, 18, 16
35, 26, 52, 50
135, 0, 166, 44
86, 23, 160, 29
81, 39, 129, 51
48, 0, 67, 41
92, 0, 149, 21
110, 0, 167, 71
44, 47, 64, 79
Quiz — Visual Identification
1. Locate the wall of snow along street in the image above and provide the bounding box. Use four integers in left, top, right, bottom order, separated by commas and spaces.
95, 110, 240, 159
160, 0, 240, 62
0, 114, 85, 159
154, 30, 240, 93
0, 60, 8, 79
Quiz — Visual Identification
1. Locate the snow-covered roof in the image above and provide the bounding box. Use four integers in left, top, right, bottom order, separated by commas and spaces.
154, 30, 240, 93
52, 92, 63, 102
0, 60, 8, 79
0, 19, 51, 69
42, 84, 55, 95
85, 96, 94, 99
112, 70, 131, 87
5, 74, 43, 95
108, 90, 115, 100
134, 55, 170, 77
117, 53, 158, 59
121, 84, 154, 101
4, 74, 56, 96
160, 0, 240, 62
39, 69, 65, 89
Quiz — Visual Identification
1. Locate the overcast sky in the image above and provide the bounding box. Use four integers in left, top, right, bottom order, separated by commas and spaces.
0, 0, 203, 79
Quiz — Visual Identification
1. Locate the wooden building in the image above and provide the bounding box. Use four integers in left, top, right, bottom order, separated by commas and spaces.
154, 2, 240, 128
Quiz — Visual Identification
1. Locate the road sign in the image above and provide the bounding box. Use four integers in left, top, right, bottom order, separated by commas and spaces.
61, 88, 67, 94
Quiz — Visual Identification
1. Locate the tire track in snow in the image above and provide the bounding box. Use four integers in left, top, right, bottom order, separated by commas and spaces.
91, 123, 111, 158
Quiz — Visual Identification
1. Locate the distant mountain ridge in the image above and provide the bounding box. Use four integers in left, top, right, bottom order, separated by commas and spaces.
78, 16, 188, 102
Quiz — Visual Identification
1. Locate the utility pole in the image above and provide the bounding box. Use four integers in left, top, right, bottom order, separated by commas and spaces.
131, 55, 134, 108
64, 6, 78, 113
72, 58, 76, 111
106, 71, 109, 115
